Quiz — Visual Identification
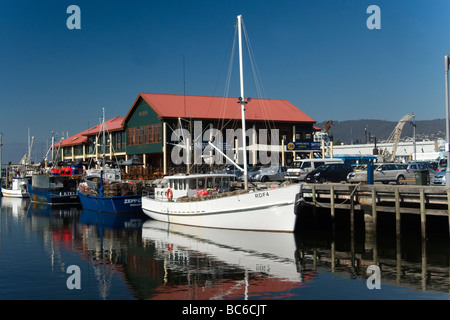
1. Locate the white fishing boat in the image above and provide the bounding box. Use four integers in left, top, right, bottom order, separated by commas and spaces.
1, 131, 34, 198
141, 15, 303, 232
1, 176, 30, 198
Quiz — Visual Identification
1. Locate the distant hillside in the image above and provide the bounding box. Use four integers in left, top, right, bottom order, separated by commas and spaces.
315, 119, 446, 144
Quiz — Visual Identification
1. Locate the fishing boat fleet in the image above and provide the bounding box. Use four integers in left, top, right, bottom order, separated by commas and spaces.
0, 15, 303, 232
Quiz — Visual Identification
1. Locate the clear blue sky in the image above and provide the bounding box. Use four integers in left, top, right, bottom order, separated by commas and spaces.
1, 0, 450, 162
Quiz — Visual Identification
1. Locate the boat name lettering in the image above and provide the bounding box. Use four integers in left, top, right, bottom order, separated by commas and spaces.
124, 198, 142, 204
59, 191, 77, 196
255, 192, 269, 198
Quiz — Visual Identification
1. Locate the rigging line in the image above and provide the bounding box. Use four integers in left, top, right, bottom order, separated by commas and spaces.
219, 24, 238, 132
216, 108, 244, 133
165, 122, 186, 141
183, 54, 187, 118
209, 25, 236, 110
242, 20, 276, 132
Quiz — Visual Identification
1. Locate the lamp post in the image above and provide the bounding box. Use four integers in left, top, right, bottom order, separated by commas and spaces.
445, 55, 450, 186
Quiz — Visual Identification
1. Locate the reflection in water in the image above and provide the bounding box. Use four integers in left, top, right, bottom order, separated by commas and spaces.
0, 198, 449, 300
140, 220, 308, 300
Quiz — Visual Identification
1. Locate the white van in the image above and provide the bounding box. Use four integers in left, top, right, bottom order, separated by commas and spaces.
285, 158, 344, 182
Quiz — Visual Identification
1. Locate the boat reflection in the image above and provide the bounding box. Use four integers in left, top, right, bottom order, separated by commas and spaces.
140, 220, 312, 299
79, 210, 148, 230
0, 197, 30, 216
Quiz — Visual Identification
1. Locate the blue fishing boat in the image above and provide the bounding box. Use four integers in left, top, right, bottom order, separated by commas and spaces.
77, 181, 143, 213
77, 108, 143, 214
27, 171, 81, 205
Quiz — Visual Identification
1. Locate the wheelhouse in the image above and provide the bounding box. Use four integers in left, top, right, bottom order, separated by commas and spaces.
154, 174, 236, 201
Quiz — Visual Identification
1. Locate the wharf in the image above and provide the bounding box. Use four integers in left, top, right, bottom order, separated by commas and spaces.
300, 182, 450, 239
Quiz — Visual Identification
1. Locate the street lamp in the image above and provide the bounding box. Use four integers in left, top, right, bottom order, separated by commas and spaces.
445, 55, 450, 186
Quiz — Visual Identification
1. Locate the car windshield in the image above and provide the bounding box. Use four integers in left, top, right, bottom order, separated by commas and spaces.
249, 166, 263, 172
261, 166, 278, 173
314, 164, 329, 172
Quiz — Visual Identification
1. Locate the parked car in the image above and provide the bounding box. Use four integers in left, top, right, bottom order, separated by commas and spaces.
250, 166, 288, 182
437, 158, 447, 172
216, 164, 246, 180
431, 168, 446, 185
347, 163, 412, 184
285, 158, 343, 182
405, 161, 435, 175
304, 163, 353, 183
233, 165, 265, 181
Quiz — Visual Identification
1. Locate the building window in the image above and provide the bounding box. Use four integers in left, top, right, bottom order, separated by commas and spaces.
127, 124, 161, 146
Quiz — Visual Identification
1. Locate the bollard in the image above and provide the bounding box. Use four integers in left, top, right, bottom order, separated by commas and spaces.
367, 162, 374, 185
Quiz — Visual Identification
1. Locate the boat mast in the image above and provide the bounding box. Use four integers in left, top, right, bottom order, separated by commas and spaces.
99, 107, 106, 196
102, 107, 106, 169
237, 14, 248, 191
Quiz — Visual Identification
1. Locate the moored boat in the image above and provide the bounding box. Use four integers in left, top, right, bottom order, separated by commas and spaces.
1, 176, 30, 198
27, 172, 81, 205
77, 180, 143, 213
1, 164, 30, 198
140, 15, 303, 232
141, 173, 301, 232
77, 108, 143, 214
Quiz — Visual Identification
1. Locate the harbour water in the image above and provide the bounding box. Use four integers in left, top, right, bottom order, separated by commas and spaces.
0, 196, 449, 301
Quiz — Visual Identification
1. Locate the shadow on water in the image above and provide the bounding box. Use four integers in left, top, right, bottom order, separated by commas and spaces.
294, 204, 450, 296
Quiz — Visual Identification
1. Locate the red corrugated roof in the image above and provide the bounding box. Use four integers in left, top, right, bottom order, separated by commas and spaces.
124, 93, 315, 124
56, 116, 124, 147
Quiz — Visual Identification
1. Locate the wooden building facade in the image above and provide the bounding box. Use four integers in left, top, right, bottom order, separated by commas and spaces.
56, 92, 319, 179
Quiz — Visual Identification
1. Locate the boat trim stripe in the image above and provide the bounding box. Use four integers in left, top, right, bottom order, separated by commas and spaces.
142, 201, 294, 218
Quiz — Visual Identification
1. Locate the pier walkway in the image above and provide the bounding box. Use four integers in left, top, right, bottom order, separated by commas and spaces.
300, 182, 450, 239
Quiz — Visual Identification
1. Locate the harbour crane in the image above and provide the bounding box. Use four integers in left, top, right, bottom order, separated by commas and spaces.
380, 113, 415, 162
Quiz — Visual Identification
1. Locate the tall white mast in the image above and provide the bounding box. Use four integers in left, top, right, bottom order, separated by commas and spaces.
102, 107, 106, 168
237, 15, 248, 191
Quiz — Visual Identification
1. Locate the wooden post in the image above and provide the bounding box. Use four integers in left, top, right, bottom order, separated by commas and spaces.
447, 190, 450, 238
350, 190, 355, 270
330, 185, 335, 219
420, 189, 426, 240
372, 187, 377, 265
394, 186, 402, 283
350, 189, 355, 235
312, 185, 316, 205
395, 188, 401, 238
372, 187, 377, 232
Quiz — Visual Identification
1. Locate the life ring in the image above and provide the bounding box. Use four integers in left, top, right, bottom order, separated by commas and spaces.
166, 188, 173, 201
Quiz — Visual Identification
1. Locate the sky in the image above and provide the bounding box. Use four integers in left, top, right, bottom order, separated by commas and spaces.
1, 0, 450, 163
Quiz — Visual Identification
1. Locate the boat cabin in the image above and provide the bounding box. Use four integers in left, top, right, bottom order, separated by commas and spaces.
154, 173, 236, 201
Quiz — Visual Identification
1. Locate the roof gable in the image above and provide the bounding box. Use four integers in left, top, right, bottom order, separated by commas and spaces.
56, 116, 124, 147
123, 93, 315, 124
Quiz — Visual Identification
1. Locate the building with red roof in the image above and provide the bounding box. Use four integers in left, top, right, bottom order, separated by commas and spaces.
56, 92, 319, 178
55, 116, 126, 166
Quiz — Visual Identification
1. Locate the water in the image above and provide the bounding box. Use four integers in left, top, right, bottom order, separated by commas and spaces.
0, 197, 449, 300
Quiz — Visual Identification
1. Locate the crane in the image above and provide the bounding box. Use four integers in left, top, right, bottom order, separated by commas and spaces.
380, 113, 415, 162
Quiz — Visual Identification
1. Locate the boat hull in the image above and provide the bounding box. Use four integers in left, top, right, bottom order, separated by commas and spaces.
142, 184, 301, 232
27, 184, 79, 205
1, 177, 30, 198
78, 191, 142, 213
1, 188, 29, 198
